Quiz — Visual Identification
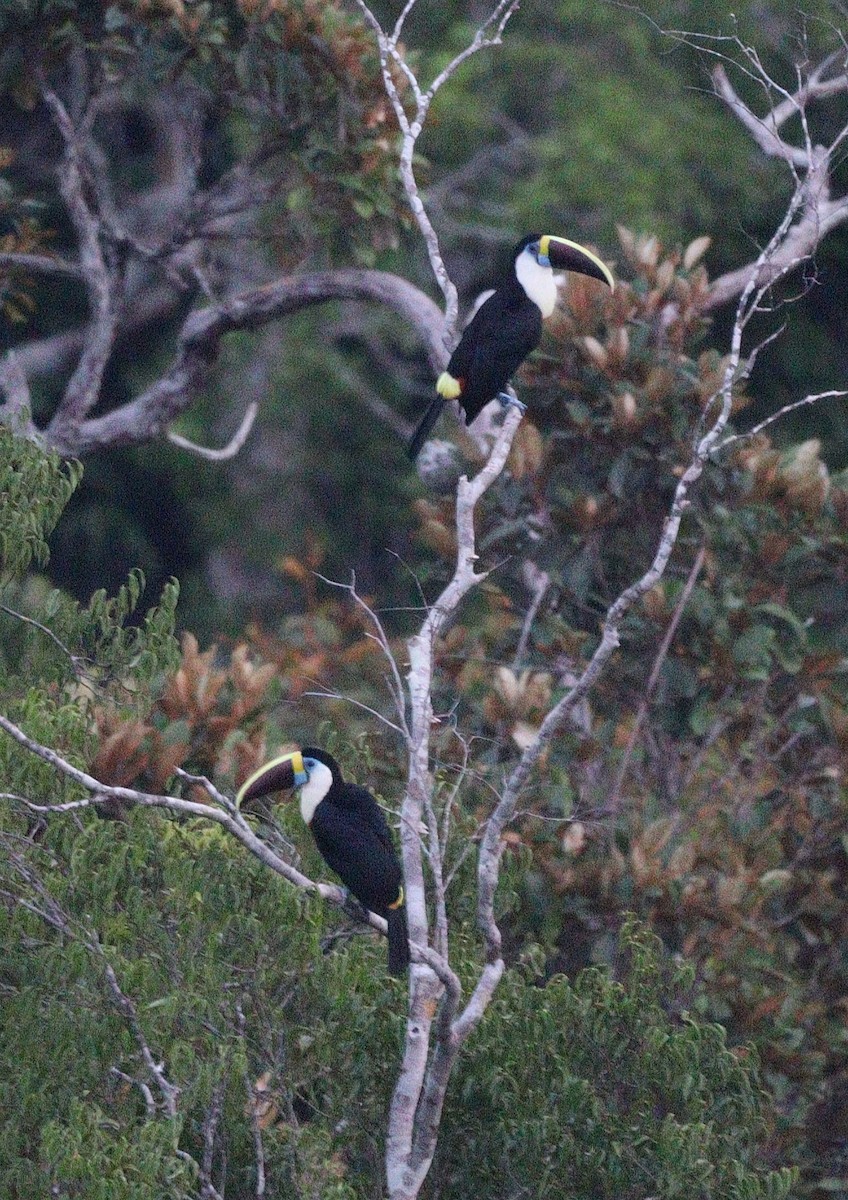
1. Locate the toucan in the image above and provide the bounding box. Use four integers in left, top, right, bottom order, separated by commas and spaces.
236, 746, 410, 976
408, 233, 614, 460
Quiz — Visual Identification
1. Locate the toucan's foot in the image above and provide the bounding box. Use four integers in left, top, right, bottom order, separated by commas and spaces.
339, 888, 370, 923
497, 391, 526, 413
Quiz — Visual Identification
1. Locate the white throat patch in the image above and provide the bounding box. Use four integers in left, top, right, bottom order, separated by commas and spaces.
299, 760, 334, 825
515, 247, 558, 318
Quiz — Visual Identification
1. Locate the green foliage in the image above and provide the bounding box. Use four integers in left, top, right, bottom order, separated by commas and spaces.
0, 808, 403, 1197
0, 804, 788, 1200
0, 427, 179, 695
0, 427, 792, 1195
0, 0, 408, 265
0, 426, 180, 831
40, 1103, 191, 1200
436, 921, 794, 1200
0, 424, 81, 579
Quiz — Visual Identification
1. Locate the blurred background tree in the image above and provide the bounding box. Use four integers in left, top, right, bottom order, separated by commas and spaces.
2, 0, 846, 637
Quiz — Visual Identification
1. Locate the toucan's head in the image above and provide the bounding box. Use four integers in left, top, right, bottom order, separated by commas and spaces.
236, 745, 343, 809
516, 233, 614, 290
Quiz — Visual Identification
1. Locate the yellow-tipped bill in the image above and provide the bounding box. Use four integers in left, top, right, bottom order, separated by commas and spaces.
236, 749, 307, 808
539, 236, 614, 291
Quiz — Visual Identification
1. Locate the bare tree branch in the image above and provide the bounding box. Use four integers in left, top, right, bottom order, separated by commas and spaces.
0, 251, 86, 280
700, 41, 848, 310
0, 716, 452, 987
40, 83, 124, 448
167, 401, 258, 461
354, 0, 520, 339
714, 389, 848, 450
47, 269, 445, 457
608, 542, 707, 812
0, 351, 37, 439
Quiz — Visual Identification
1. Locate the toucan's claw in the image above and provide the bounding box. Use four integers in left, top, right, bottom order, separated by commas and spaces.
497, 392, 526, 413
339, 887, 371, 923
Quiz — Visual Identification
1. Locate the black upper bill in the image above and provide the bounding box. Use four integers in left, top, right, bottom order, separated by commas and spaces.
545, 237, 614, 288
236, 755, 298, 807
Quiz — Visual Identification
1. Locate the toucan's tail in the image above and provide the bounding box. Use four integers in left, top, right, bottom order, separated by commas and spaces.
386, 904, 410, 976
407, 395, 445, 460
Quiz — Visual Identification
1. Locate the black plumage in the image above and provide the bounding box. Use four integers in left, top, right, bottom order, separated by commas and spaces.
408, 232, 613, 460
237, 745, 410, 976
301, 748, 409, 976
408, 285, 541, 460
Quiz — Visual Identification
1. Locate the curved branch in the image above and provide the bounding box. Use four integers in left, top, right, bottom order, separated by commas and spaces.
0, 351, 37, 439
167, 401, 258, 460
41, 84, 123, 446
44, 269, 446, 457
705, 46, 848, 311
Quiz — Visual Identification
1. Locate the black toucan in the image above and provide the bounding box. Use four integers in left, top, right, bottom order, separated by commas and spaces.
408, 233, 614, 460
236, 746, 410, 976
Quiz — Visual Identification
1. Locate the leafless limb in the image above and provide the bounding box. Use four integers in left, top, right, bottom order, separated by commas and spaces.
0, 251, 85, 280
474, 175, 819, 961
167, 401, 258, 461
40, 82, 124, 449
693, 37, 848, 310
0, 710, 333, 896
302, 688, 408, 737
0, 714, 453, 991
354, 0, 520, 339
381, 406, 521, 1200
111, 1067, 157, 1119
0, 351, 37, 439
198, 1073, 227, 1200
367, 71, 848, 1178
237, 1002, 267, 1200
6, 12, 848, 1200
325, 355, 415, 440
512, 565, 551, 670
315, 571, 410, 735
714, 389, 848, 451
47, 269, 445, 457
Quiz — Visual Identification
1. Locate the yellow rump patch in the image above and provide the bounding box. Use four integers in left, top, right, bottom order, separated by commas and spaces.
436, 371, 462, 399
388, 886, 405, 910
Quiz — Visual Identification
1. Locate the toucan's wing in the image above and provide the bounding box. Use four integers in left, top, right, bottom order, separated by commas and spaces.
310, 793, 402, 913
343, 784, 396, 853
457, 295, 542, 423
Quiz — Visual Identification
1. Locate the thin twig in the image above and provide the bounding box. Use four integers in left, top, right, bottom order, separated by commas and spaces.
714, 390, 848, 451
0, 602, 87, 678
167, 402, 258, 460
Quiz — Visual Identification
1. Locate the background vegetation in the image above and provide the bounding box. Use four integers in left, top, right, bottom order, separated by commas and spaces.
1, 1, 847, 1196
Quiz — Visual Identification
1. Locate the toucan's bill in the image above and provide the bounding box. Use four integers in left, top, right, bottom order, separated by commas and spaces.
540, 236, 615, 290
236, 750, 308, 808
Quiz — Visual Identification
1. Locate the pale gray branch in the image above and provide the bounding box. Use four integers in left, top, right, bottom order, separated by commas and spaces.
705, 44, 848, 311
41, 84, 123, 446
0, 251, 85, 280
714, 389, 848, 450
167, 401, 258, 461
0, 351, 37, 439
45, 269, 445, 457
